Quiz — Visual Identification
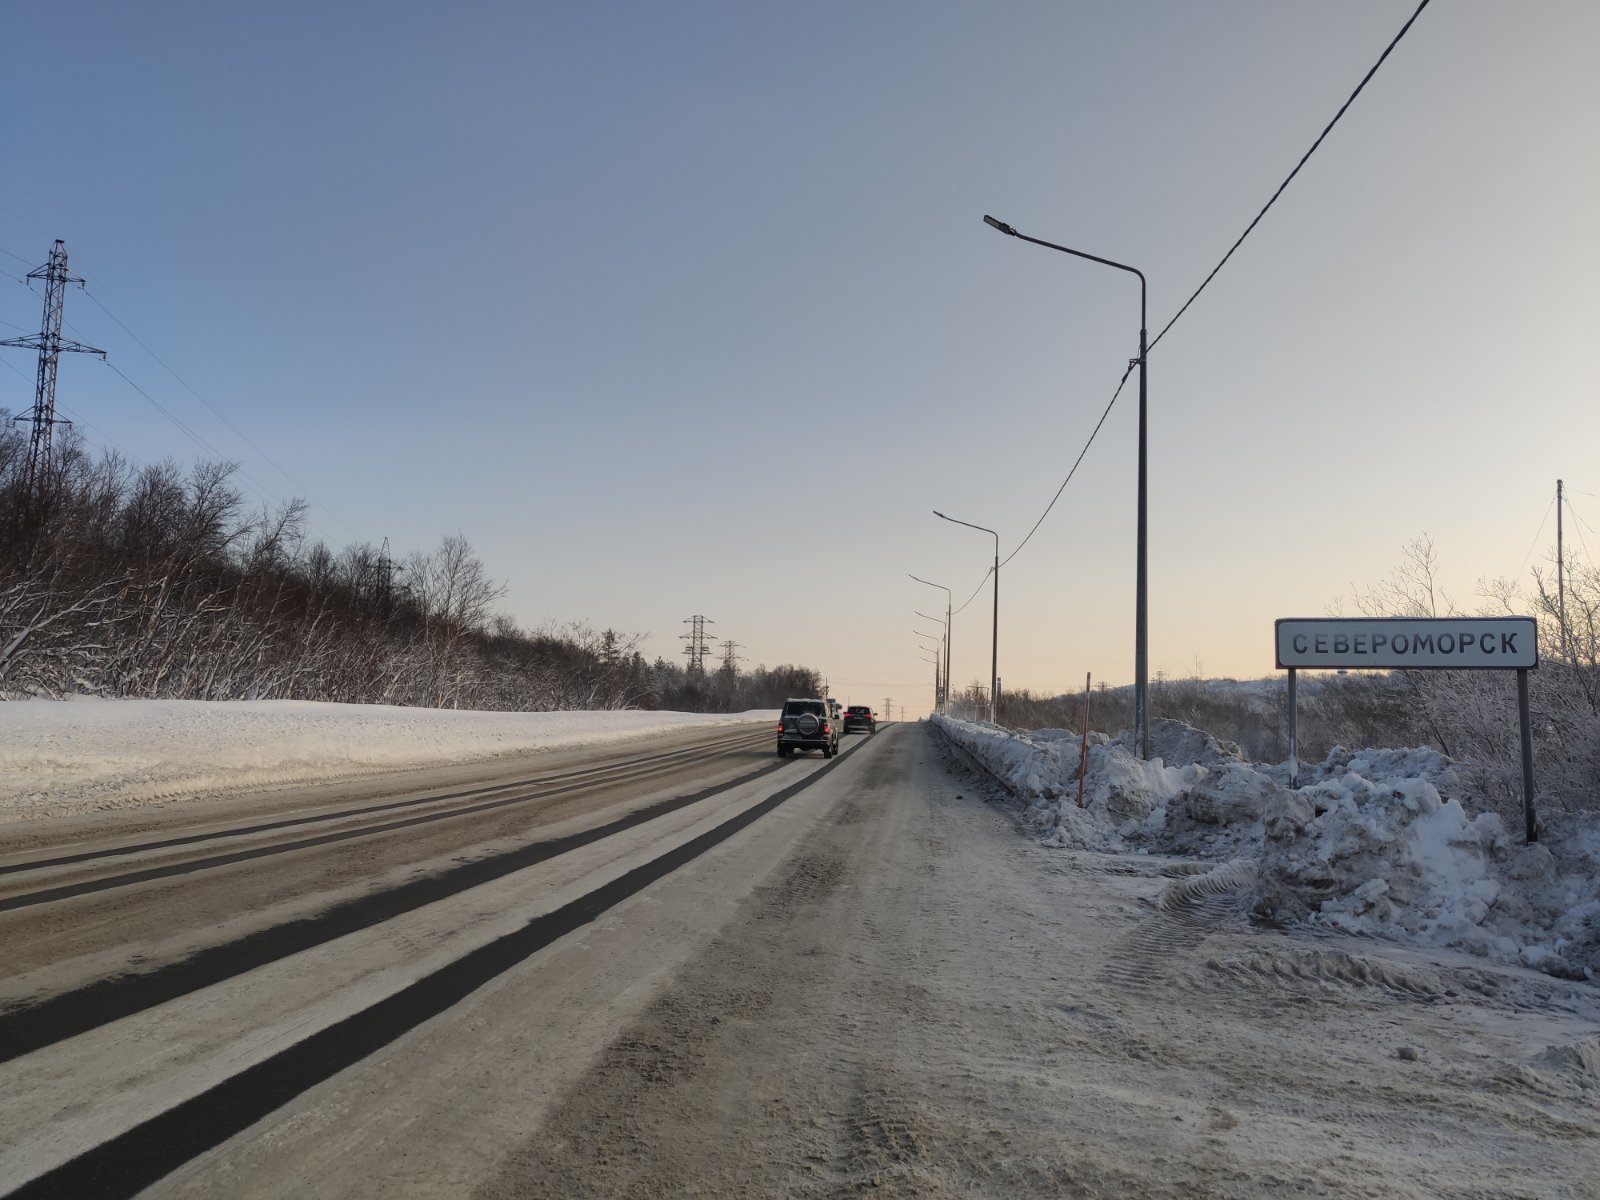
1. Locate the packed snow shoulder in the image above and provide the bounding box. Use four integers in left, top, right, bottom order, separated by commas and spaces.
933, 714, 1599, 983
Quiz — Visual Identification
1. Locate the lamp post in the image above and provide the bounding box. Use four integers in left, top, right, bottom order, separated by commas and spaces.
909, 574, 952, 713
917, 648, 941, 713
934, 510, 999, 725
983, 213, 1149, 758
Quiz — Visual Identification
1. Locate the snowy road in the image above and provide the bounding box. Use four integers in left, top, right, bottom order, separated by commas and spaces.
2, 722, 1596, 1198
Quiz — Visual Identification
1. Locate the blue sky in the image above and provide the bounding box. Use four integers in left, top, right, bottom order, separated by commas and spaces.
5, 1, 1598, 717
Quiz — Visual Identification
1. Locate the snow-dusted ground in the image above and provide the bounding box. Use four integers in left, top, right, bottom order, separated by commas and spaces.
934, 714, 1600, 984
0, 698, 777, 823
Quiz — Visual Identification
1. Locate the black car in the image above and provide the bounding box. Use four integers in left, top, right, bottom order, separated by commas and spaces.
776, 697, 839, 758
842, 705, 876, 735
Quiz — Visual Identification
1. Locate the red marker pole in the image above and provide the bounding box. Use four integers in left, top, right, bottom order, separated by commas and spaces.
1077, 672, 1091, 808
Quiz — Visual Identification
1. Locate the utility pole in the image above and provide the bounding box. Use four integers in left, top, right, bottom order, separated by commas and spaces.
0, 240, 105, 516
1557, 479, 1567, 661
883, 696, 891, 721
680, 615, 714, 673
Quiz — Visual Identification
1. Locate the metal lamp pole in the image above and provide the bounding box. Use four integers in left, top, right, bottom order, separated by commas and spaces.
983, 214, 1149, 757
934, 510, 999, 725
910, 574, 952, 713
917, 649, 941, 714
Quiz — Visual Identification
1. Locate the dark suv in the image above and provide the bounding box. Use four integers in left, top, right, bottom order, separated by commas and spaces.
776, 697, 839, 758
842, 705, 876, 735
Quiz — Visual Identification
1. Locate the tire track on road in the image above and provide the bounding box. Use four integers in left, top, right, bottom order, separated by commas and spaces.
0, 732, 770, 914
2, 739, 864, 1200
0, 730, 767, 885
0, 757, 787, 1063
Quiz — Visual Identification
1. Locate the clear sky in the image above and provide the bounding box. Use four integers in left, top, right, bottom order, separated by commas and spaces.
4, 1, 1598, 718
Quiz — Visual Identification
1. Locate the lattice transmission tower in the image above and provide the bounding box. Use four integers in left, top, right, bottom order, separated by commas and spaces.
681, 615, 714, 673
719, 640, 742, 671
0, 241, 105, 508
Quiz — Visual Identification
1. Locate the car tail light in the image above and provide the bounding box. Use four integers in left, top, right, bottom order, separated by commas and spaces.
823, 723, 831, 734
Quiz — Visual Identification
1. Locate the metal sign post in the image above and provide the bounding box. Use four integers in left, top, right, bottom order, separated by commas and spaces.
1518, 668, 1537, 843
1287, 668, 1298, 787
1276, 617, 1540, 843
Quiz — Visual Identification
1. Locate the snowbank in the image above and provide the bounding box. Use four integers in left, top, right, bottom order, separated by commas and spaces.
0, 698, 778, 822
933, 714, 1600, 983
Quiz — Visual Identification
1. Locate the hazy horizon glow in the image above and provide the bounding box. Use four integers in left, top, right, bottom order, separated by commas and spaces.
5, 2, 1597, 717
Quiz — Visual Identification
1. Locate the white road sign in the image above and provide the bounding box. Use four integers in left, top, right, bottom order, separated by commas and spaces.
1275, 617, 1538, 671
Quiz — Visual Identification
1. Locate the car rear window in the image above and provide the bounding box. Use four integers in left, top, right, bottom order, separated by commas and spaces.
847, 706, 870, 714
784, 701, 824, 716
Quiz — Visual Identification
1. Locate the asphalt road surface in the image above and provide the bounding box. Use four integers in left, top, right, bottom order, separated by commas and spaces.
2, 722, 1595, 1199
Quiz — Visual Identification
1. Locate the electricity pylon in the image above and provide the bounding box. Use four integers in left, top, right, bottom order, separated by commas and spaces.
0, 241, 105, 510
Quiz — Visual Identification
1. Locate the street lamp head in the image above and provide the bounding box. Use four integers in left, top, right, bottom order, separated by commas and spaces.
983, 214, 1018, 236
932, 509, 946, 519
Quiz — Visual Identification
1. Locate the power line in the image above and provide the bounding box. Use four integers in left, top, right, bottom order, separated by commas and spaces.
952, 568, 991, 617
982, 0, 1433, 584
2, 230, 372, 556
1000, 361, 1134, 572
1148, 0, 1432, 354
79, 286, 363, 542
9, 249, 365, 550
51, 401, 144, 464
98, 359, 346, 549
1513, 497, 1555, 582
1564, 494, 1598, 568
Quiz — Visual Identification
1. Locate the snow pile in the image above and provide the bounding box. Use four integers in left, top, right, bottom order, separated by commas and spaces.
933, 714, 1600, 982
0, 698, 778, 822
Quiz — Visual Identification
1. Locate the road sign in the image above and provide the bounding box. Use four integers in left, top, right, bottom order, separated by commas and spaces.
1275, 617, 1537, 671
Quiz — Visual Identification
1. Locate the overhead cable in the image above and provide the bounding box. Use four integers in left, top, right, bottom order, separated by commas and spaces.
1000, 361, 1134, 572
987, 0, 1433, 582
81, 288, 365, 542
1148, 0, 1433, 353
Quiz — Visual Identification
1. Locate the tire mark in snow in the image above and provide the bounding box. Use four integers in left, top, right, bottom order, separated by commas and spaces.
1095, 858, 1259, 992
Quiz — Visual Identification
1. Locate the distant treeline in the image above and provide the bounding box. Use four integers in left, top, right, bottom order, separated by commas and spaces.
0, 415, 819, 711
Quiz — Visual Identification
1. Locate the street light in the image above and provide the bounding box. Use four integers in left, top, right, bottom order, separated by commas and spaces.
916, 650, 941, 713
909, 575, 952, 713
934, 510, 999, 725
983, 213, 1149, 758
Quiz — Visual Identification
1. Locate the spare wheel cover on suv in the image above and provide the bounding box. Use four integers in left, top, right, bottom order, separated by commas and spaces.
796, 712, 820, 736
